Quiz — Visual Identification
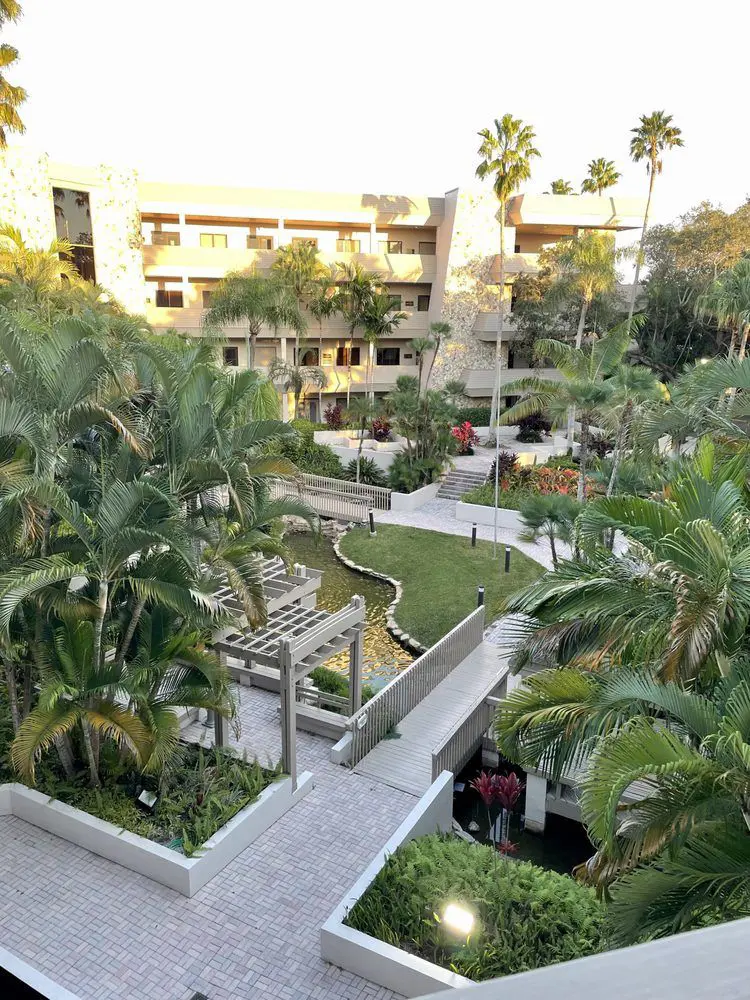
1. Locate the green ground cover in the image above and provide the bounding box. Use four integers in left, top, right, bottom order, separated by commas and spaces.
345, 835, 605, 981
338, 524, 544, 647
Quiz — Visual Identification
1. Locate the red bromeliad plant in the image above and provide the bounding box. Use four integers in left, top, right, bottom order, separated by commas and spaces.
451, 421, 480, 455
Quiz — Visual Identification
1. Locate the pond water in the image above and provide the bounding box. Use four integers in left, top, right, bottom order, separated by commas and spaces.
287, 530, 413, 688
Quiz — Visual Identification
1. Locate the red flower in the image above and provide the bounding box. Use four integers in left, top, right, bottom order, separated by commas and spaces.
492, 772, 525, 811
497, 839, 519, 855
470, 770, 496, 808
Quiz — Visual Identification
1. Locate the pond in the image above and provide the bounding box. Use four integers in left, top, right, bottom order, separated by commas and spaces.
286, 530, 413, 688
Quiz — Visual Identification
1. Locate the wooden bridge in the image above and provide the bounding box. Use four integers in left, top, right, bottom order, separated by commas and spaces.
346, 607, 513, 796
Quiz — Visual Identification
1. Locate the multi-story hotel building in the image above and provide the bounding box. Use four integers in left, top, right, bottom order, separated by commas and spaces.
1, 149, 645, 419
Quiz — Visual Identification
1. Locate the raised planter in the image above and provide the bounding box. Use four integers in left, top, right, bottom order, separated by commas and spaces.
390, 480, 441, 512
0, 772, 314, 897
321, 771, 472, 997
455, 500, 524, 531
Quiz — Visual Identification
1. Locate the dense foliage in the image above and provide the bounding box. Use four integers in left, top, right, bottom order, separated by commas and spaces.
345, 835, 604, 981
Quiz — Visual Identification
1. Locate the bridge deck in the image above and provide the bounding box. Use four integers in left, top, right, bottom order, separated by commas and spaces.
354, 640, 505, 796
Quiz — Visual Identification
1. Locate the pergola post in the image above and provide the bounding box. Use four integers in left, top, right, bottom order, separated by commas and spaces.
214, 712, 229, 748
349, 595, 364, 715
279, 637, 297, 791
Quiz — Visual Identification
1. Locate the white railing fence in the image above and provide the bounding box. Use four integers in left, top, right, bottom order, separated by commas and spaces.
269, 480, 371, 523
348, 606, 486, 765
300, 474, 392, 510
431, 668, 508, 782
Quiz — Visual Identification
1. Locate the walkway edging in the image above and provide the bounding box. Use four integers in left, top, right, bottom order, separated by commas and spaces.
332, 527, 428, 656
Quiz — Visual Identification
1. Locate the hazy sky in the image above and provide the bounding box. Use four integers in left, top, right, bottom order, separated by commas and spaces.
7, 0, 749, 228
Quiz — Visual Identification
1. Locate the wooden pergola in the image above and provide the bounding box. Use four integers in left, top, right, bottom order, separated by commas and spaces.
212, 557, 322, 619
214, 596, 366, 789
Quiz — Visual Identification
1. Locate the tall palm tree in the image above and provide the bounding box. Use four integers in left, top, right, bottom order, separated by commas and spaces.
336, 261, 383, 407
204, 269, 305, 371
409, 336, 435, 401
308, 265, 340, 415
580, 158, 621, 196
0, 1, 25, 149
267, 350, 327, 419
500, 321, 634, 501
494, 662, 750, 944
696, 258, 750, 360
548, 179, 574, 195
600, 363, 662, 498
476, 115, 541, 438
346, 396, 375, 483
424, 320, 451, 390
361, 294, 407, 400
628, 111, 684, 320
272, 241, 328, 356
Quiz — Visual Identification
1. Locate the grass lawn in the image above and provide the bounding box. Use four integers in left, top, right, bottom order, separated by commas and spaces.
338, 523, 544, 648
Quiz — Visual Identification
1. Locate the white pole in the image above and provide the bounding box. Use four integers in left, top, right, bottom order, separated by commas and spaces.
493, 327, 502, 558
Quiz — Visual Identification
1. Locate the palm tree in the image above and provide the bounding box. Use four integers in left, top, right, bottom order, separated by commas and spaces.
501, 321, 634, 502
600, 363, 663, 498
361, 294, 407, 400
424, 320, 450, 390
308, 266, 340, 415
0, 1, 25, 149
204, 269, 306, 371
476, 115, 541, 439
502, 441, 750, 682
268, 350, 327, 419
580, 158, 621, 196
0, 224, 80, 312
494, 662, 750, 944
346, 396, 375, 483
628, 111, 684, 321
696, 258, 750, 359
272, 241, 328, 356
336, 262, 383, 407
548, 179, 574, 195
409, 336, 435, 400
518, 494, 578, 567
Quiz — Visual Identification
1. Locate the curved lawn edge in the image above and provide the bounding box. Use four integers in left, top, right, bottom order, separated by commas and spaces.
332, 528, 428, 656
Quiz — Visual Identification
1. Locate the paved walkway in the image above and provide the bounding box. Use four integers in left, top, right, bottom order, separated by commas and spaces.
355, 640, 506, 796
0, 687, 416, 1000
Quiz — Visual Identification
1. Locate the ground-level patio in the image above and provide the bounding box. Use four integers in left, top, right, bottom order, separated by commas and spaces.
0, 686, 417, 1000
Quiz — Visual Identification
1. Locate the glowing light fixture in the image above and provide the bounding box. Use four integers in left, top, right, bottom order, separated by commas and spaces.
443, 903, 474, 936
699, 357, 710, 365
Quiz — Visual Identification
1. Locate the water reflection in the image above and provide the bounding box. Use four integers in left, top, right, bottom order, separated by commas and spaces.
288, 531, 413, 687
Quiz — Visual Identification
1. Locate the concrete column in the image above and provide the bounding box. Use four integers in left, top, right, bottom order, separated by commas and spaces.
370, 222, 377, 253
524, 773, 547, 834
279, 639, 297, 790
214, 713, 229, 748
348, 596, 364, 715
178, 212, 186, 246
181, 273, 191, 308
277, 217, 285, 248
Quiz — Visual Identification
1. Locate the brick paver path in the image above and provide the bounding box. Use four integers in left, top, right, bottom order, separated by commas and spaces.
0, 686, 417, 1000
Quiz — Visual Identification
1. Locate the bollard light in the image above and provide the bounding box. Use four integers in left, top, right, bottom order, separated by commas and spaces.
504, 546, 511, 574
443, 903, 474, 937
477, 585, 485, 607
368, 508, 377, 536
471, 523, 477, 548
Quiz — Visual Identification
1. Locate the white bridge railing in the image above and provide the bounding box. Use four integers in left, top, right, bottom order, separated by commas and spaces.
299, 474, 392, 510
431, 668, 508, 781
348, 606, 486, 765
270, 474, 391, 523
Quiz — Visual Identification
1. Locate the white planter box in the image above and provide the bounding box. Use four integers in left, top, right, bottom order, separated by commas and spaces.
321, 771, 473, 997
0, 772, 313, 897
456, 500, 524, 531
390, 480, 441, 512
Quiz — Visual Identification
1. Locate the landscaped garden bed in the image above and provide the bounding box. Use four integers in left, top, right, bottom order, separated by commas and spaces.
345, 834, 605, 982
462, 454, 588, 511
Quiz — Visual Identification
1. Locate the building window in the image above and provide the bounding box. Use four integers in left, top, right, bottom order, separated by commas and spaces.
336, 238, 361, 253
202, 290, 213, 308
417, 294, 430, 312
336, 346, 360, 366
223, 346, 239, 367
200, 233, 228, 248
155, 289, 184, 308
418, 241, 436, 255
379, 239, 402, 254
152, 231, 180, 246
291, 237, 318, 249
514, 243, 521, 253
387, 294, 402, 311
376, 347, 400, 366
247, 235, 273, 250
298, 347, 320, 366
53, 186, 96, 282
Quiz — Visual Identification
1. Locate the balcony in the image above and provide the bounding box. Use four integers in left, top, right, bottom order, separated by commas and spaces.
473, 312, 522, 341
461, 367, 562, 397
488, 252, 540, 279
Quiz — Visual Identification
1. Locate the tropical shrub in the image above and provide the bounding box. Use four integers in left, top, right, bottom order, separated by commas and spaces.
487, 450, 518, 483
308, 666, 374, 711
451, 421, 480, 455
456, 405, 492, 426
464, 465, 593, 509
370, 416, 391, 442
588, 431, 614, 458
515, 413, 551, 443
324, 402, 345, 429
345, 835, 604, 981
343, 457, 388, 487
388, 453, 443, 493
276, 423, 344, 478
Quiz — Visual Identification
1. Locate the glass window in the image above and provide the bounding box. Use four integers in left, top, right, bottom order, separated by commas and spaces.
298, 347, 320, 366
152, 231, 180, 246
514, 243, 521, 253
387, 294, 402, 311
376, 347, 400, 366
336, 239, 361, 253
248, 235, 273, 250
291, 237, 318, 249
223, 346, 239, 367
155, 289, 184, 308
418, 241, 436, 255
417, 294, 430, 312
53, 187, 96, 282
200, 233, 228, 248
336, 346, 360, 366
379, 239, 402, 254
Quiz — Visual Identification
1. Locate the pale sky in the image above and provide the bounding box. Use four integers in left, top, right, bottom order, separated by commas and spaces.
7, 0, 750, 229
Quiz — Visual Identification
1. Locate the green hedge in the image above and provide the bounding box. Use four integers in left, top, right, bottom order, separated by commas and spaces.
456, 406, 492, 426
308, 666, 375, 712
345, 835, 605, 981
462, 482, 525, 510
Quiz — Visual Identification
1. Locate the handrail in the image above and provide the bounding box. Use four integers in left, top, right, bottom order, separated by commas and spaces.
300, 474, 392, 510
431, 666, 508, 782
268, 480, 371, 523
348, 606, 486, 765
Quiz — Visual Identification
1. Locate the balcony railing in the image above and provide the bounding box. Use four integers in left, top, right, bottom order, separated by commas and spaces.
336, 239, 361, 253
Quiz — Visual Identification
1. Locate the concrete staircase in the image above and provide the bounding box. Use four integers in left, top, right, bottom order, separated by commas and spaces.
437, 468, 488, 500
